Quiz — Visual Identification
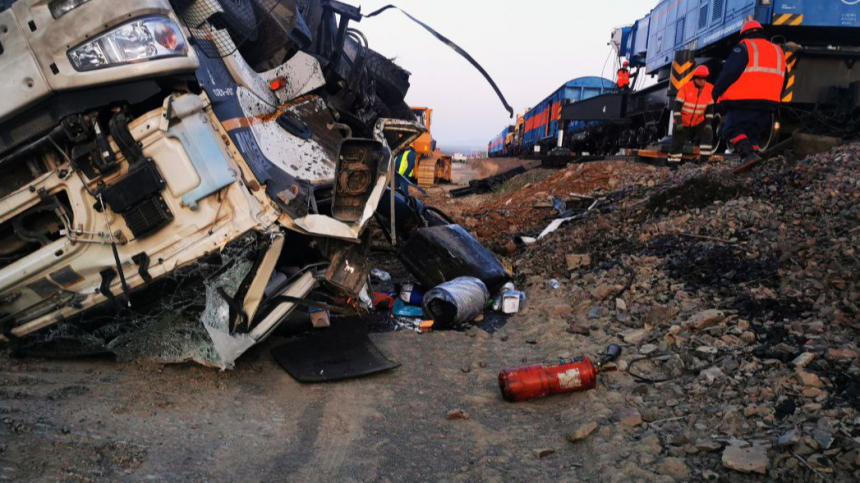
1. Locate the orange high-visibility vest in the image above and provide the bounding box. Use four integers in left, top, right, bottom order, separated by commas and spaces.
676, 81, 715, 127
720, 38, 786, 103
617, 69, 630, 88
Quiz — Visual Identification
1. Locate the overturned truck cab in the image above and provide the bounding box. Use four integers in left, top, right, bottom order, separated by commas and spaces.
0, 0, 424, 368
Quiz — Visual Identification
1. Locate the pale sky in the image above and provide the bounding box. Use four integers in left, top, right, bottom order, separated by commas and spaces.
349, 0, 657, 151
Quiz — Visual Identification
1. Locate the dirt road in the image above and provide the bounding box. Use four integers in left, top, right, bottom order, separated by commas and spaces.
6, 153, 856, 482
2, 307, 634, 482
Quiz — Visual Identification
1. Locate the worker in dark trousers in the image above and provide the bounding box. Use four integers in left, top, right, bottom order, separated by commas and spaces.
669, 65, 715, 166
616, 62, 631, 91
395, 146, 418, 189
713, 20, 786, 165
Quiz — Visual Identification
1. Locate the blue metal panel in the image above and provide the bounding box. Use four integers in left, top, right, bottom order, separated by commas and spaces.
774, 0, 859, 27
642, 0, 758, 73
628, 0, 860, 80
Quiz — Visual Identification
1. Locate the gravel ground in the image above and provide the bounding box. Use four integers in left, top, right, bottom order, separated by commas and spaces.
3, 148, 860, 481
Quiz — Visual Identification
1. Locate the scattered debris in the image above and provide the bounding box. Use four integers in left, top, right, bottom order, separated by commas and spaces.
531, 448, 556, 459
567, 422, 600, 443
421, 141, 860, 479
446, 409, 470, 421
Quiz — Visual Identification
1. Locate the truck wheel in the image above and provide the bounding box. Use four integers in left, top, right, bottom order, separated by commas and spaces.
214, 0, 259, 42
387, 100, 416, 122
365, 50, 411, 105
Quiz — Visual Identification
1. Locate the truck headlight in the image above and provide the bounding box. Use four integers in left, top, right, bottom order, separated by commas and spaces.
68, 16, 187, 72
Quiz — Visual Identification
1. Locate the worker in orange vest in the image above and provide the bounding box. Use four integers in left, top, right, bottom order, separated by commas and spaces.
713, 20, 786, 165
669, 65, 715, 165
617, 62, 631, 91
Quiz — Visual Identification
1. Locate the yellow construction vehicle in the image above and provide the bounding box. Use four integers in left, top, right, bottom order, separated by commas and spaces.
410, 107, 453, 188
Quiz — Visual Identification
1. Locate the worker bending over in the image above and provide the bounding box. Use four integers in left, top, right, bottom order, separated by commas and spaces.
713, 20, 786, 165
670, 65, 715, 165
617, 62, 631, 91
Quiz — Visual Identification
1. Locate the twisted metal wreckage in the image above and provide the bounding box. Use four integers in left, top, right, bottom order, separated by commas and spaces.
0, 0, 511, 368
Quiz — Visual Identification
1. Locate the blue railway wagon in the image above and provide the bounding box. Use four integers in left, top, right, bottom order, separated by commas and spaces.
521, 77, 615, 154
488, 126, 513, 157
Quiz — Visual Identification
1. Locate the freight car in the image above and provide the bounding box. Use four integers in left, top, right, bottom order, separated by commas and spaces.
521, 77, 616, 155
564, 0, 860, 152
486, 76, 616, 157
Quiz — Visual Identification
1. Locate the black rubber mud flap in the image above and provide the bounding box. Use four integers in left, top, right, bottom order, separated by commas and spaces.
271, 319, 399, 383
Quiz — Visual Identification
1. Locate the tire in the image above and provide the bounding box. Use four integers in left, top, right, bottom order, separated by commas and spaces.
365, 50, 411, 105
214, 0, 259, 42
387, 100, 416, 122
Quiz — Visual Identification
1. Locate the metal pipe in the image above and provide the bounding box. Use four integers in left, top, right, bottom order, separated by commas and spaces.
389, 150, 397, 247
98, 193, 131, 308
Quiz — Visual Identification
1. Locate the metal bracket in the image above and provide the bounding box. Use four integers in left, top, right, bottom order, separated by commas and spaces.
98, 268, 117, 303
216, 287, 248, 334
132, 252, 152, 283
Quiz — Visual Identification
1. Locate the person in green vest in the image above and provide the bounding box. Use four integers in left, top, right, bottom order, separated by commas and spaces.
395, 146, 418, 185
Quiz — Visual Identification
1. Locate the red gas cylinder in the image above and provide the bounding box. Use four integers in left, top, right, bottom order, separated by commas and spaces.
498, 345, 620, 402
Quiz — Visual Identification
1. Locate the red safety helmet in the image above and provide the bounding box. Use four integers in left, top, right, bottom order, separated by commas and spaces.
623, 61, 629, 67
693, 65, 710, 78
741, 20, 763, 35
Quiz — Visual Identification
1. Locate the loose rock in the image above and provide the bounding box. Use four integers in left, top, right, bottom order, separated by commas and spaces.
446, 409, 470, 421
722, 444, 769, 474
567, 422, 599, 443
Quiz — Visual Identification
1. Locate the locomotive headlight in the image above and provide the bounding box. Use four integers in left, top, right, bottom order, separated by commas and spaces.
68, 16, 187, 72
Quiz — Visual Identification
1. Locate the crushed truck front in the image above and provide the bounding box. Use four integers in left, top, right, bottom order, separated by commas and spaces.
0, 0, 424, 368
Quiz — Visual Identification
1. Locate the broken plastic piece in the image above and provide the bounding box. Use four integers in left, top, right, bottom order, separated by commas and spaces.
370, 269, 392, 282
392, 299, 424, 318
308, 307, 331, 329
399, 283, 424, 305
